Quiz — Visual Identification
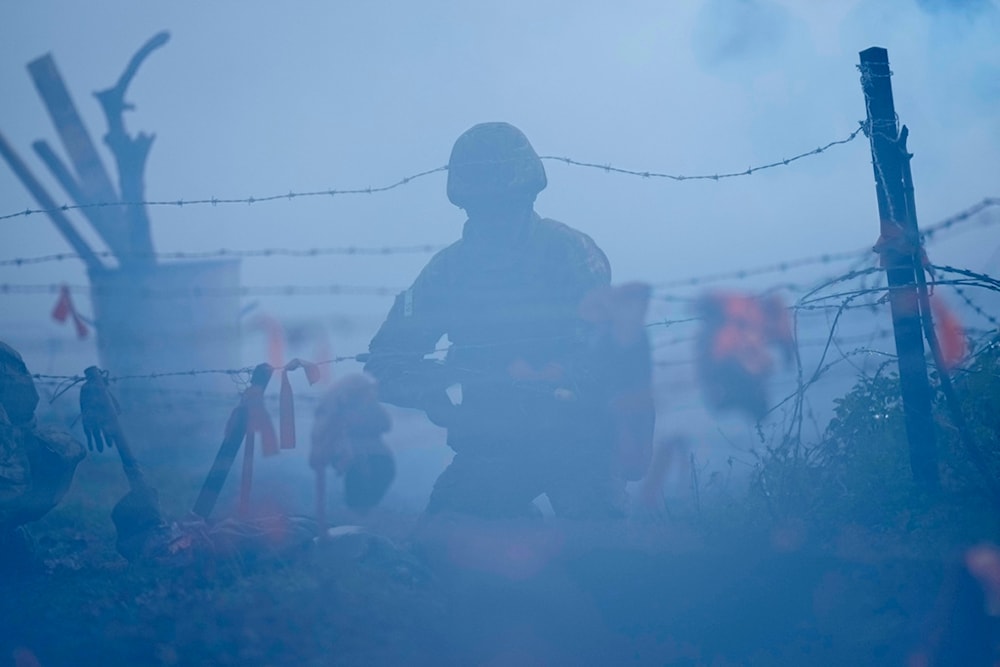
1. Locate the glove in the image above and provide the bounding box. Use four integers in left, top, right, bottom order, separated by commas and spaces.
79, 368, 120, 453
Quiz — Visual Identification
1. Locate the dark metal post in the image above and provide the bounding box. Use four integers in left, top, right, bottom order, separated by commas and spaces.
192, 364, 272, 519
858, 47, 939, 491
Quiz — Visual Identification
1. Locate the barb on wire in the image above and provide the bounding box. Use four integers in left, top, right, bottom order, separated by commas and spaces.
540, 126, 864, 182
110, 367, 256, 383
920, 197, 1000, 240
0, 165, 450, 222
22, 276, 981, 303
956, 331, 1000, 369
794, 300, 888, 314
1, 128, 866, 223
2, 283, 403, 298
797, 278, 1000, 310
653, 249, 870, 290
645, 316, 702, 329
950, 285, 999, 328
33, 352, 370, 399
767, 297, 890, 424
930, 265, 1000, 292
648, 199, 994, 292
797, 267, 884, 304
0, 243, 444, 267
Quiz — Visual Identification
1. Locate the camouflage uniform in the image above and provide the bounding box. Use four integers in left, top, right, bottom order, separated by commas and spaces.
365, 123, 632, 519
0, 342, 85, 533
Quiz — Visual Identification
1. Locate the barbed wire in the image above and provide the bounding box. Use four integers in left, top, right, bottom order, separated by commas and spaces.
652, 249, 871, 290
3, 195, 993, 272
14, 278, 971, 302
920, 198, 1000, 240
797, 278, 1000, 309
793, 300, 887, 314
4, 265, 985, 390
9, 250, 998, 398
930, 265, 1000, 292
0, 269, 881, 301
30, 352, 367, 388
644, 199, 997, 291
28, 331, 995, 416
0, 128, 867, 223
645, 316, 701, 329
0, 166, 449, 223
0, 243, 444, 268
1, 283, 402, 297
24, 321, 908, 388
950, 285, 999, 328
539, 126, 865, 182
650, 327, 897, 350
39, 326, 986, 410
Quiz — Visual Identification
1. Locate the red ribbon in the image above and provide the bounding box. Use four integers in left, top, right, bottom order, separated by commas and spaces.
873, 222, 933, 280
244, 384, 278, 457
278, 358, 323, 449
930, 295, 966, 370
51, 285, 89, 339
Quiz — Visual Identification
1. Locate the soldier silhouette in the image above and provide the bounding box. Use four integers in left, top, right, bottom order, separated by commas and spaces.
365, 122, 653, 519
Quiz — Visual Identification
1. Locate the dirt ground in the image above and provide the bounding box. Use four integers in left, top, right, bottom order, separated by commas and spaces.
1, 457, 971, 667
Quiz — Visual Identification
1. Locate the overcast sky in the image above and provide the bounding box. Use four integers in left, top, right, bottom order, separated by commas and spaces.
1, 0, 998, 380
2, 1, 998, 503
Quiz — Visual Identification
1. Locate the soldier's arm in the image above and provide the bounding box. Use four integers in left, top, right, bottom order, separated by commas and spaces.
364, 254, 450, 410
566, 226, 613, 301
558, 227, 614, 380
563, 231, 654, 402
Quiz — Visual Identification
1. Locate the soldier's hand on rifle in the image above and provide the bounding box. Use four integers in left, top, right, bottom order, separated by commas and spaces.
422, 388, 459, 428
507, 359, 564, 383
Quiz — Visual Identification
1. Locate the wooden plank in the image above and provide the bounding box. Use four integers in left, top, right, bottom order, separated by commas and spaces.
30, 139, 130, 261
27, 54, 132, 259
0, 130, 104, 272
192, 364, 274, 519
192, 403, 249, 519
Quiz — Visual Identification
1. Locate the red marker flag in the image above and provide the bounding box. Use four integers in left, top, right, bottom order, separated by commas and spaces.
930, 296, 966, 370
278, 358, 322, 449
51, 285, 89, 339
244, 384, 278, 457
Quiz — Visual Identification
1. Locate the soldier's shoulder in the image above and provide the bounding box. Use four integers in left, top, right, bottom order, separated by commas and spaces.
536, 216, 603, 252
414, 238, 463, 284
536, 217, 611, 278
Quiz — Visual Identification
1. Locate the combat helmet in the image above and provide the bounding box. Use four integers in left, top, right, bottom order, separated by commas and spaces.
446, 122, 547, 208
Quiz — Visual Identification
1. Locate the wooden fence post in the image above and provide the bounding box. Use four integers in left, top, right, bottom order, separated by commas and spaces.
858, 46, 939, 491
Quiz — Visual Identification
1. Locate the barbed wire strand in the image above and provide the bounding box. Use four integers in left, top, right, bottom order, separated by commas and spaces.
539, 126, 865, 182
921, 197, 1000, 240
3, 196, 994, 272
950, 285, 999, 328
0, 166, 449, 223
12, 259, 998, 407
0, 128, 867, 223
0, 244, 445, 268
1, 283, 402, 297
